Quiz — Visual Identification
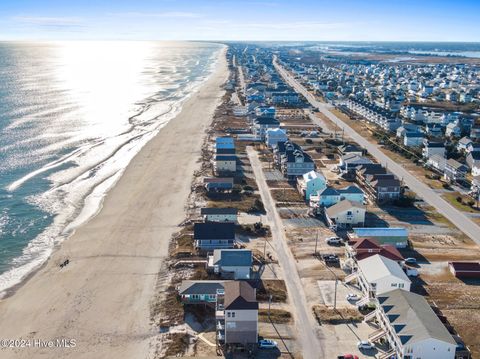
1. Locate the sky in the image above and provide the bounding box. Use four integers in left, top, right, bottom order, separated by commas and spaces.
0, 0, 479, 42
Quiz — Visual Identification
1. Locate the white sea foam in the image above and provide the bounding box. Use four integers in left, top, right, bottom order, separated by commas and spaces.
0, 44, 223, 295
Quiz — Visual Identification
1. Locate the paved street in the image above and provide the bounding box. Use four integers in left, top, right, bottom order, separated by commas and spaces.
274, 59, 480, 245
247, 147, 325, 359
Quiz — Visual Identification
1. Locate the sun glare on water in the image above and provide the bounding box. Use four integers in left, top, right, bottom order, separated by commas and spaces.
52, 41, 156, 136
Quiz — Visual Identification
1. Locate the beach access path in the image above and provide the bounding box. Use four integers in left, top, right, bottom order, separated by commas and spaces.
247, 146, 325, 359
274, 57, 480, 246
0, 48, 228, 359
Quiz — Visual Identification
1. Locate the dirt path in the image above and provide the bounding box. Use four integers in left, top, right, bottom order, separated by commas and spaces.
247, 146, 325, 359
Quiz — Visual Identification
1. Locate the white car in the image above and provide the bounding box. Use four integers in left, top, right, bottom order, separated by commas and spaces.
346, 293, 360, 301
357, 340, 374, 350
258, 339, 278, 349
325, 236, 342, 245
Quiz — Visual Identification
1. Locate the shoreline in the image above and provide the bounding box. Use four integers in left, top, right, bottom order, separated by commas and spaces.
0, 43, 221, 298
0, 46, 228, 359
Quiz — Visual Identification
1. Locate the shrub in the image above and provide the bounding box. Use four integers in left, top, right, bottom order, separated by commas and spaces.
456, 196, 462, 203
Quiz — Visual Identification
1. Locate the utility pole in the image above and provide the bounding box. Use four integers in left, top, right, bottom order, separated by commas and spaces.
263, 237, 267, 259
268, 294, 273, 320
314, 230, 319, 256
334, 278, 338, 310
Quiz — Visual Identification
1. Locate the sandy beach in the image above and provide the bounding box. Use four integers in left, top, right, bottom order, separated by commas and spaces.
0, 47, 228, 359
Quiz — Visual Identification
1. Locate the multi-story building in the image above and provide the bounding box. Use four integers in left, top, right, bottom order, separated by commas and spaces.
216, 281, 258, 347
365, 289, 457, 359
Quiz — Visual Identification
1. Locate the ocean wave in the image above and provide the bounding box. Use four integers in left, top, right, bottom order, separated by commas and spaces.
0, 44, 223, 295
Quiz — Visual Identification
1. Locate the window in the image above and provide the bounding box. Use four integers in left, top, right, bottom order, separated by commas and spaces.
227, 312, 231, 318
399, 283, 404, 288
391, 283, 398, 287
231, 312, 236, 318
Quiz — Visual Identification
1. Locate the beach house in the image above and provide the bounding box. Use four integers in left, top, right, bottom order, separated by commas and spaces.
281, 149, 315, 179
466, 151, 480, 176
252, 117, 280, 139
338, 153, 372, 174
208, 249, 252, 280
296, 170, 327, 201
201, 207, 238, 223
215, 155, 237, 173
216, 137, 235, 150
179, 280, 225, 305
325, 199, 366, 229
365, 290, 456, 359
444, 159, 468, 182
345, 254, 411, 304
310, 185, 365, 208
204, 177, 234, 192
427, 154, 447, 172
457, 137, 473, 153
194, 222, 235, 250
362, 173, 401, 203
265, 128, 287, 148
216, 281, 259, 347
348, 227, 409, 248
345, 237, 404, 263
422, 140, 446, 159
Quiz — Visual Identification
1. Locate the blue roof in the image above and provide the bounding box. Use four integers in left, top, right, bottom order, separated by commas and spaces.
216, 143, 235, 150
214, 249, 252, 266
353, 227, 408, 237
216, 137, 234, 144
319, 187, 339, 196
338, 185, 364, 194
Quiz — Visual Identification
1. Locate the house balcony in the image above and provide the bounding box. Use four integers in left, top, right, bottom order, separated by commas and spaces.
216, 310, 225, 319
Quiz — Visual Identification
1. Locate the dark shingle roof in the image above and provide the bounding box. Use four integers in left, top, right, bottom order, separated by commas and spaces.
201, 207, 238, 215
194, 223, 235, 240
179, 280, 224, 295
224, 281, 258, 310
215, 155, 237, 161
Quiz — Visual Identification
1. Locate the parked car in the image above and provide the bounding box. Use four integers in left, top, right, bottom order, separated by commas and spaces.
357, 340, 374, 350
346, 293, 360, 301
325, 236, 342, 245
322, 254, 339, 263
404, 257, 417, 265
258, 339, 278, 349
337, 355, 359, 359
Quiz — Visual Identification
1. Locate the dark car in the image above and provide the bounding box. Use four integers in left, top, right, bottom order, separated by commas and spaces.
322, 254, 339, 263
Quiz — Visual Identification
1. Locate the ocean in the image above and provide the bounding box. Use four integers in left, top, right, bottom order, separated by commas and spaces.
0, 41, 222, 294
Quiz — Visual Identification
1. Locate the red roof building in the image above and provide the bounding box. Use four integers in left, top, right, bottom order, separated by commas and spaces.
346, 237, 404, 262
449, 262, 480, 278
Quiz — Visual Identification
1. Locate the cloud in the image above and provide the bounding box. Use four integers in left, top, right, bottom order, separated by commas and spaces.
107, 11, 203, 19
242, 21, 351, 31
12, 16, 85, 28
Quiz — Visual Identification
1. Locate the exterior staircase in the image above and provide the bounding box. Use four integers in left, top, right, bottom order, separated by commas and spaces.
363, 309, 377, 323
344, 271, 358, 283
368, 327, 387, 342
378, 348, 396, 359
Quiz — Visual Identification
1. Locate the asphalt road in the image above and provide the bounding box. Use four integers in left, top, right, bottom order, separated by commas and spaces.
247, 147, 325, 359
274, 59, 480, 245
